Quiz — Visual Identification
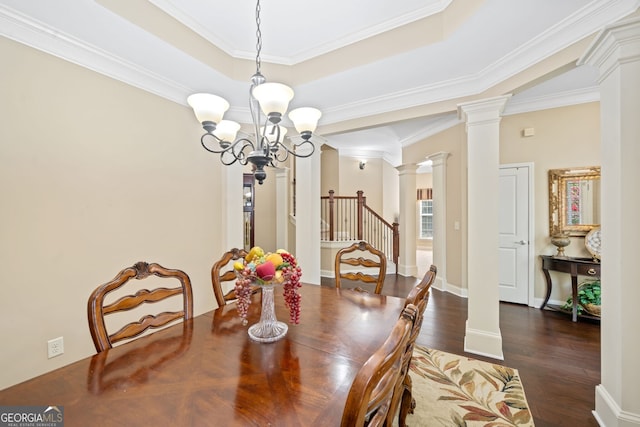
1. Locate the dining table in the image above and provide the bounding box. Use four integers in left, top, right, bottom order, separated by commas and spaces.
0, 284, 406, 426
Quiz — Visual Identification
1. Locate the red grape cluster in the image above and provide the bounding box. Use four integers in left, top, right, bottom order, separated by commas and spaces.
235, 267, 254, 325
281, 253, 302, 324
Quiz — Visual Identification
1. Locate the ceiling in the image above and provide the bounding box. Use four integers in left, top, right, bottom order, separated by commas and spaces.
1, 0, 638, 165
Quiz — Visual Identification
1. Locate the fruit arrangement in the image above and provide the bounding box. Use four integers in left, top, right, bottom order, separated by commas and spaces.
234, 246, 302, 325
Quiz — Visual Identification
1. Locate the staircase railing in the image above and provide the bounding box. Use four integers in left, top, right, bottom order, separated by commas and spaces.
321, 190, 399, 274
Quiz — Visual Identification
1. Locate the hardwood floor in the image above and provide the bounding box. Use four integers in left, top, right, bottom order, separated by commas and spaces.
321, 274, 601, 426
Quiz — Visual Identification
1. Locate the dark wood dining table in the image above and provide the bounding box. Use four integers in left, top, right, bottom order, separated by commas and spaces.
0, 284, 405, 426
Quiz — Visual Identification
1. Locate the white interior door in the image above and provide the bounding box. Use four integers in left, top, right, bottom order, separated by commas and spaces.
498, 165, 530, 304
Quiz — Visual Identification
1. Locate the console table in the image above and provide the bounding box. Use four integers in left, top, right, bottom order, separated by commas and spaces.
540, 255, 600, 322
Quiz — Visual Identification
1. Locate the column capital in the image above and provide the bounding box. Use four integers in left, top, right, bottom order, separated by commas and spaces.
579, 15, 640, 81
457, 95, 512, 125
396, 163, 419, 175
426, 151, 450, 166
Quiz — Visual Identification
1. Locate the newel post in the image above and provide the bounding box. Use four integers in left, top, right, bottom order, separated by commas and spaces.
356, 190, 365, 240
392, 222, 399, 275
328, 190, 335, 242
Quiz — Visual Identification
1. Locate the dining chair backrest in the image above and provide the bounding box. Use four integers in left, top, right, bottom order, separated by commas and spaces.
340, 304, 417, 427
334, 240, 387, 294
211, 248, 260, 307
405, 264, 437, 308
88, 317, 194, 394
387, 264, 438, 426
87, 261, 193, 353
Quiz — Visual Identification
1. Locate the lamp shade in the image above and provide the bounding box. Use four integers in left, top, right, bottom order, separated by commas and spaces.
213, 120, 241, 142
252, 83, 294, 116
288, 107, 322, 133
187, 93, 229, 124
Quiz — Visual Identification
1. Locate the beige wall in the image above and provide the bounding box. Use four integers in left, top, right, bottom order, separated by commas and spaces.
402, 102, 600, 303
0, 38, 227, 389
382, 160, 400, 224
338, 157, 383, 214
403, 125, 466, 288
416, 173, 433, 189
320, 145, 339, 196
500, 102, 601, 303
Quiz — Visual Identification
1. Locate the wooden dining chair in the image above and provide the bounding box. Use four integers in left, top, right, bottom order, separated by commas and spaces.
405, 264, 437, 308
341, 304, 417, 427
388, 264, 438, 426
88, 318, 194, 394
87, 261, 193, 353
334, 240, 387, 294
211, 247, 260, 307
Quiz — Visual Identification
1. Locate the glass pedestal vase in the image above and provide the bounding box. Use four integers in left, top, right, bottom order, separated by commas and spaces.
248, 284, 288, 343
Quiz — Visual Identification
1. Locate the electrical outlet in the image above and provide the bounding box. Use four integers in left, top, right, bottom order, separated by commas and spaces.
47, 337, 64, 359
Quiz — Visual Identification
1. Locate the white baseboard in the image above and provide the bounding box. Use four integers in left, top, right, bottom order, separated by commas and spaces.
464, 322, 504, 360
595, 384, 640, 426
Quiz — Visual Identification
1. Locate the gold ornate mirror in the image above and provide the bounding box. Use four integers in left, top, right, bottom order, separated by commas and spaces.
548, 167, 601, 237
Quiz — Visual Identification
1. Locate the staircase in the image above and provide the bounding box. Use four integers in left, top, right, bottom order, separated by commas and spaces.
320, 190, 399, 275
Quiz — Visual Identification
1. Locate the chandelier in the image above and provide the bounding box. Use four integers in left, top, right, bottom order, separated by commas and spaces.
187, 0, 321, 185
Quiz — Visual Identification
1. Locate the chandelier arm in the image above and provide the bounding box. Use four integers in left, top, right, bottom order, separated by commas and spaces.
271, 144, 295, 163
269, 138, 316, 160
228, 138, 256, 164
270, 143, 290, 163
201, 133, 256, 158
290, 139, 316, 158
218, 152, 240, 166
200, 133, 230, 154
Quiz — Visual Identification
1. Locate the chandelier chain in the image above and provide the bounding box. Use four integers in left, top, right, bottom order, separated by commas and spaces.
255, 0, 262, 74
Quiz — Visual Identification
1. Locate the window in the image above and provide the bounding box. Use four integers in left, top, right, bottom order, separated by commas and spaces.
419, 199, 433, 239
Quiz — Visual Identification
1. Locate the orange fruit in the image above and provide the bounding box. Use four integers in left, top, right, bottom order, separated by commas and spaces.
265, 253, 284, 268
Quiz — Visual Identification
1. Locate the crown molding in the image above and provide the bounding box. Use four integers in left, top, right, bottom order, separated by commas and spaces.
321, 0, 638, 125
0, 0, 628, 127
398, 85, 601, 149
0, 4, 190, 104
148, 0, 452, 65
476, 0, 640, 90
336, 148, 400, 166
399, 115, 461, 147
504, 86, 600, 116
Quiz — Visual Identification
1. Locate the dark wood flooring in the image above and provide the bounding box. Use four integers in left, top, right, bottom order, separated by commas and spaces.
321, 275, 601, 427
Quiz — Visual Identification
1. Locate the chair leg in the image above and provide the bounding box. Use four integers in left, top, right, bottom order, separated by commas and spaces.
398, 374, 416, 427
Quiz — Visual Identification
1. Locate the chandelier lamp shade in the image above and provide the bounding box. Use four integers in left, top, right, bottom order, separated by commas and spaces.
187, 1, 321, 185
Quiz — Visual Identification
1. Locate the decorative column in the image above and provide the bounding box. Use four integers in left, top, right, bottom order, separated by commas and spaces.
294, 135, 325, 285
397, 164, 418, 277
426, 152, 450, 291
579, 16, 640, 426
275, 167, 289, 250
458, 95, 510, 360
221, 162, 244, 250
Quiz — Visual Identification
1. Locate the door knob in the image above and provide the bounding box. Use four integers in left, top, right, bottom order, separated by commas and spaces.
515, 240, 528, 245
